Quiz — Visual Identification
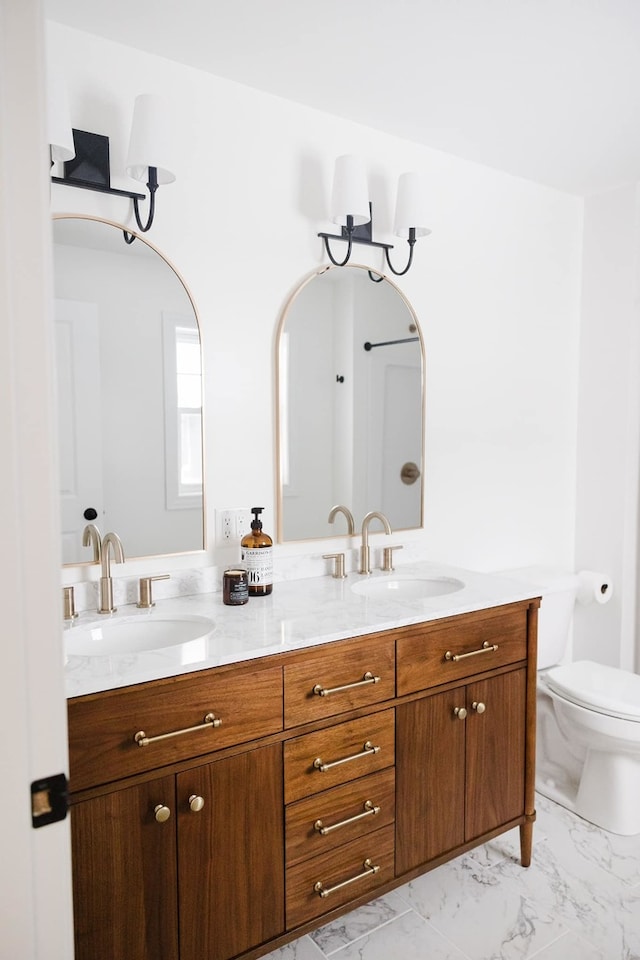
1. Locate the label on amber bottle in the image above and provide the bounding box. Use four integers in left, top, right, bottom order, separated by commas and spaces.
241, 547, 273, 587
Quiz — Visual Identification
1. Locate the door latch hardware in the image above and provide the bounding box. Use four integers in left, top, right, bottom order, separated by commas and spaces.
31, 773, 68, 828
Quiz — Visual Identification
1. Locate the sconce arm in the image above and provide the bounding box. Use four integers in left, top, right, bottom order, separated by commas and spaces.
124, 166, 159, 244
319, 215, 356, 267
383, 228, 417, 277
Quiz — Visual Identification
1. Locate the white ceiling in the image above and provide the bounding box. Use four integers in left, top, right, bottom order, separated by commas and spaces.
44, 0, 640, 196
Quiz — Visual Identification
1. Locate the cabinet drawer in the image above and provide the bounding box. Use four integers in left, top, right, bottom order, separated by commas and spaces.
68, 663, 283, 792
397, 603, 529, 696
284, 709, 394, 804
286, 767, 395, 866
286, 824, 395, 930
284, 635, 395, 728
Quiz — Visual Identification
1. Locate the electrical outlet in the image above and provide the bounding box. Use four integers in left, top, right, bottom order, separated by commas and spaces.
235, 508, 251, 540
217, 509, 235, 544
217, 508, 252, 544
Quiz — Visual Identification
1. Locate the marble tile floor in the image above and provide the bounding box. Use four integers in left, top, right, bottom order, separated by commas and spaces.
264, 794, 640, 960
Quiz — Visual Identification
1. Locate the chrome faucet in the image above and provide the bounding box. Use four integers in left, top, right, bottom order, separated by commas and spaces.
82, 523, 102, 563
327, 504, 355, 535
359, 511, 392, 575
98, 532, 125, 614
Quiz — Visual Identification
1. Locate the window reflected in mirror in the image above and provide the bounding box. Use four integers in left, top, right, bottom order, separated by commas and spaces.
163, 313, 203, 508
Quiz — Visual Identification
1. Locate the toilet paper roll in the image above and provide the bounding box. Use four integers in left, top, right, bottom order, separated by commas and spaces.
576, 570, 612, 605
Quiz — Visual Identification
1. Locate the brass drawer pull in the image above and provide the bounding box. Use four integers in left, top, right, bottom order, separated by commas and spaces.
134, 712, 222, 747
444, 640, 498, 663
314, 799, 381, 835
313, 740, 380, 773
314, 858, 380, 898
313, 671, 380, 697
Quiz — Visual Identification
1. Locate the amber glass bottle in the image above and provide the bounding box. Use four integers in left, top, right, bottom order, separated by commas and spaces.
240, 507, 273, 596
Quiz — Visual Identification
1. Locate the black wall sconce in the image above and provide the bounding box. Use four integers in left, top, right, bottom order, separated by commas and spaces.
318, 156, 431, 276
50, 94, 175, 242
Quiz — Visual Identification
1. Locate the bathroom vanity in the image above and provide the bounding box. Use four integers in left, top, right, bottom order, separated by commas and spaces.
65, 567, 539, 960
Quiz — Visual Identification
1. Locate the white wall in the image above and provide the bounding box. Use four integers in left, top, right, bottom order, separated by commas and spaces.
574, 184, 640, 670
47, 21, 583, 583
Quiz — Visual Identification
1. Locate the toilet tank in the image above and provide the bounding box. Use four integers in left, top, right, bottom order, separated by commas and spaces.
497, 566, 578, 669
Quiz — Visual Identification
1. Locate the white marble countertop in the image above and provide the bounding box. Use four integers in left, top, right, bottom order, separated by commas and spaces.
63, 562, 540, 699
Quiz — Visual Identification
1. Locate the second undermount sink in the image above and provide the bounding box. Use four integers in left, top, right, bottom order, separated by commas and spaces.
65, 614, 216, 657
351, 576, 465, 601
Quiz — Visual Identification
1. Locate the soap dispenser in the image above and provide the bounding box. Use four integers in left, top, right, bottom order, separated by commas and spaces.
241, 507, 273, 596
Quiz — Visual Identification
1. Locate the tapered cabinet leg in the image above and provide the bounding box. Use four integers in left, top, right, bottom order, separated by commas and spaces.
519, 813, 535, 867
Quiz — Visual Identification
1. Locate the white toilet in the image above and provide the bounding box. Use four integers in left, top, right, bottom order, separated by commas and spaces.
505, 567, 640, 835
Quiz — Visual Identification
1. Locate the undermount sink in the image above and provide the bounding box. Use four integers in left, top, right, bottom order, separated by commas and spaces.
65, 614, 216, 657
351, 576, 465, 601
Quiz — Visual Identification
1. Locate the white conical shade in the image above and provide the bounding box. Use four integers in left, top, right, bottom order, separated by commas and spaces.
125, 94, 176, 185
393, 172, 431, 238
330, 155, 370, 227
45, 48, 75, 163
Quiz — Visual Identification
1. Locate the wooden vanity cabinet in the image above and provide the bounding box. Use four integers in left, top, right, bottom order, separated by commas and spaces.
465, 670, 527, 839
68, 661, 285, 960
283, 710, 396, 928
71, 744, 283, 960
395, 602, 536, 874
68, 662, 283, 791
396, 668, 527, 873
67, 599, 538, 960
176, 743, 284, 960
71, 774, 178, 960
283, 633, 395, 728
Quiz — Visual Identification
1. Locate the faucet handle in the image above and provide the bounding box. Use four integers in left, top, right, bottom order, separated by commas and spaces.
381, 545, 403, 572
137, 574, 171, 609
322, 553, 346, 579
63, 586, 78, 621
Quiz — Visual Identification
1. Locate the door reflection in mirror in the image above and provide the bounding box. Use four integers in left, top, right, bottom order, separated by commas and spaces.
277, 265, 424, 542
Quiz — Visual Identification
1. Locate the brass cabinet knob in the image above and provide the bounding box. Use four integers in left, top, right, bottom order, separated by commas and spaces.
472, 701, 486, 714
453, 707, 467, 720
154, 804, 171, 823
188, 794, 205, 813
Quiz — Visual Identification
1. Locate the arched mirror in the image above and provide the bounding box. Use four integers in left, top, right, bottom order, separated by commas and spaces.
276, 264, 424, 542
52, 215, 204, 565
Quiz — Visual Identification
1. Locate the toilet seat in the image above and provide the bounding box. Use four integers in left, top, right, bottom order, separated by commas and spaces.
544, 660, 640, 722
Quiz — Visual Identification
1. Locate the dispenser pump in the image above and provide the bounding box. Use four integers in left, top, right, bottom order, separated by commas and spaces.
251, 507, 264, 532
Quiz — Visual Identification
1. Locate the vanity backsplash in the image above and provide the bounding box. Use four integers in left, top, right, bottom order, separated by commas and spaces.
63, 540, 431, 614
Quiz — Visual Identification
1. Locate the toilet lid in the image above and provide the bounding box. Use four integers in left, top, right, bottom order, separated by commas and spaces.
544, 660, 640, 721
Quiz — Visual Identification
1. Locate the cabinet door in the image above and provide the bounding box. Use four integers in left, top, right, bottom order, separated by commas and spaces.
465, 668, 526, 840
71, 775, 178, 960
177, 742, 284, 960
395, 688, 466, 873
